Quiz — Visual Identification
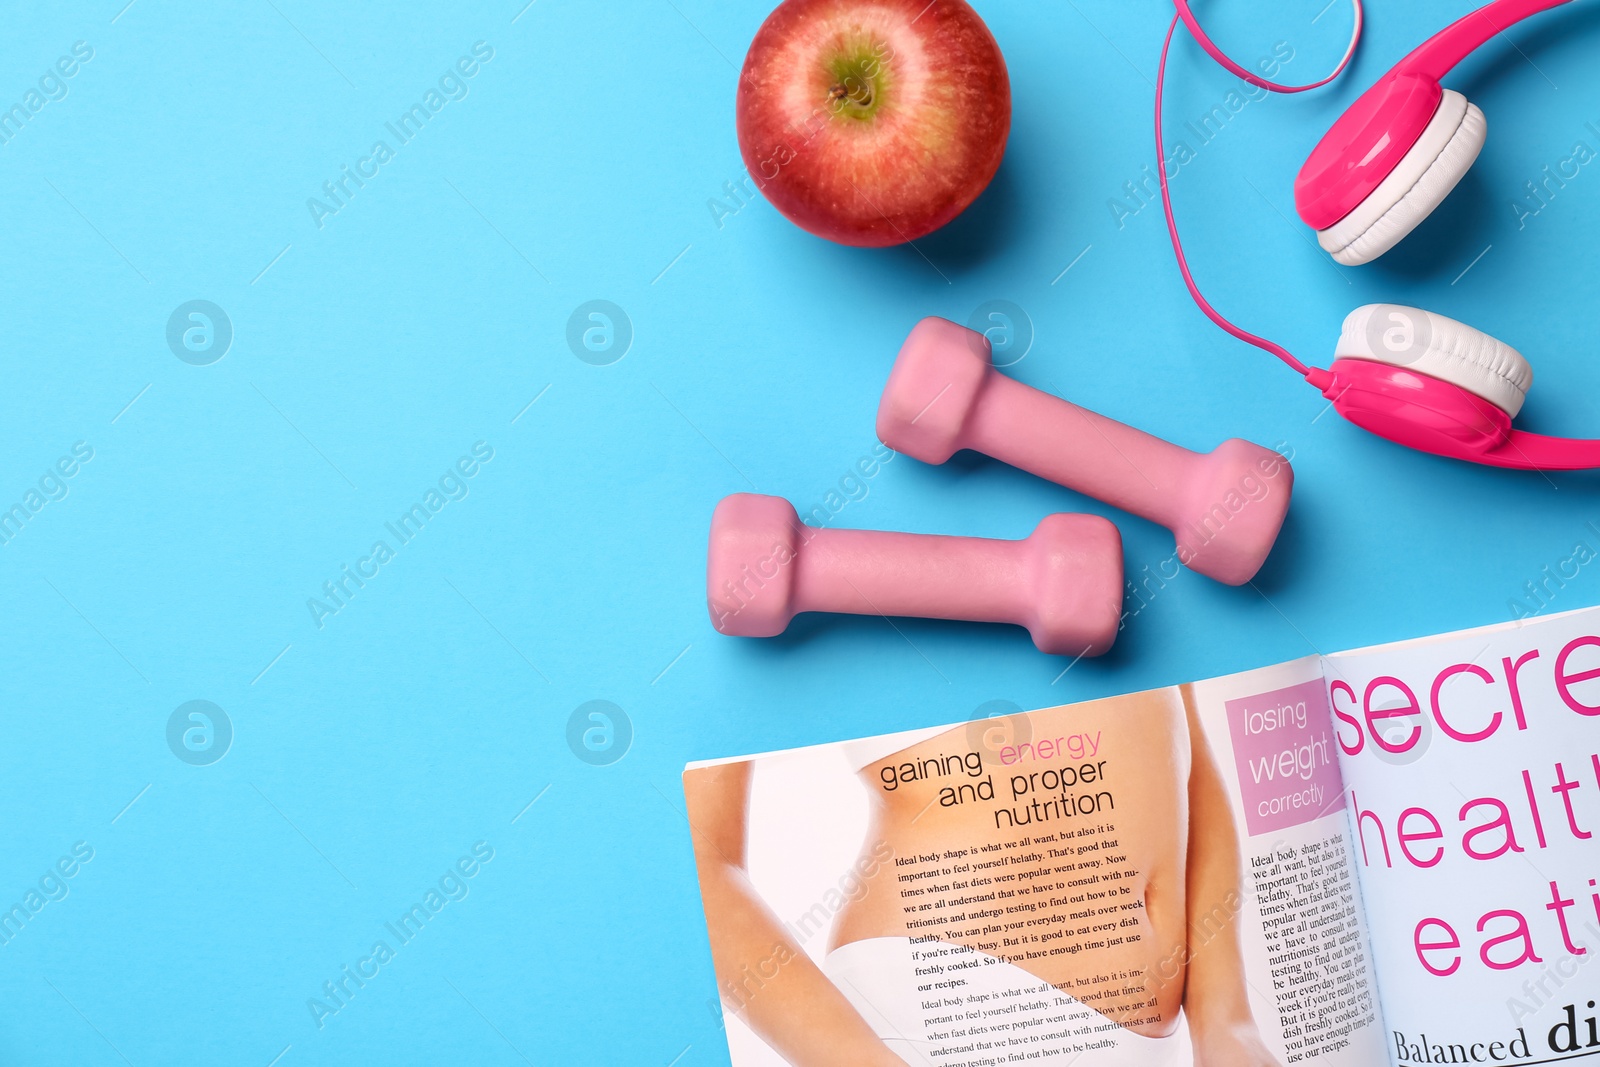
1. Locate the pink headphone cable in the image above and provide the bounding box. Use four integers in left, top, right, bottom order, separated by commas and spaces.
1155, 1, 1364, 386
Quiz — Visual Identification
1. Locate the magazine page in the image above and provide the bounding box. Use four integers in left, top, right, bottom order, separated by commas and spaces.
1324, 606, 1600, 1066
683, 662, 1385, 1067
1184, 658, 1390, 1066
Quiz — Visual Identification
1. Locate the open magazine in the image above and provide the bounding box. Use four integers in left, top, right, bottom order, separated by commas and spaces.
684, 606, 1600, 1067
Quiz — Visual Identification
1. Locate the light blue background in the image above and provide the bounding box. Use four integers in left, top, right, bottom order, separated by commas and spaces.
2, 0, 1597, 1062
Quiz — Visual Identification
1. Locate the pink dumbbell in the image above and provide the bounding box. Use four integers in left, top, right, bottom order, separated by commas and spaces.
876, 317, 1293, 585
707, 494, 1124, 657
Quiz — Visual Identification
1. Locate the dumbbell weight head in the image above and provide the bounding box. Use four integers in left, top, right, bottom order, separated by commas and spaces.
707, 493, 803, 639
1017, 512, 1124, 657
876, 316, 993, 464
1171, 437, 1294, 586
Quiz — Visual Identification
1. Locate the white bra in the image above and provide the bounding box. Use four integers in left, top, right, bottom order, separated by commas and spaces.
823, 937, 1188, 1066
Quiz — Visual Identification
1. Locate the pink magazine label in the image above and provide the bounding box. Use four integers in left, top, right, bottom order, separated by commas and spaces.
1224, 679, 1346, 836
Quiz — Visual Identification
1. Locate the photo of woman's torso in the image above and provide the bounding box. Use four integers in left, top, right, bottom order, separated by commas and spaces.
830, 690, 1192, 1038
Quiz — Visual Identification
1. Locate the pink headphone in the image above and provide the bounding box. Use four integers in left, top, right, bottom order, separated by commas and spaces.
1162, 0, 1600, 470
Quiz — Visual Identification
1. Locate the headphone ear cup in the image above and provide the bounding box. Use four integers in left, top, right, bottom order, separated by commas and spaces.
1337, 305, 1532, 417
1316, 91, 1486, 266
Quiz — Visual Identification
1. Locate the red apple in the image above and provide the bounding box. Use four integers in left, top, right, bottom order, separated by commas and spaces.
736, 0, 1010, 247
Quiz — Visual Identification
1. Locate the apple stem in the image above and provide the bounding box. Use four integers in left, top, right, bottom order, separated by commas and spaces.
829, 79, 874, 109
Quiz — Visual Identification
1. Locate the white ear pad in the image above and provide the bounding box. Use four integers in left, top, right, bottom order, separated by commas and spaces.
1317, 90, 1487, 266
1337, 304, 1533, 417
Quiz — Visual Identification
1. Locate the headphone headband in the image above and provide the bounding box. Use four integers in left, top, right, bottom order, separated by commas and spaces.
1396, 0, 1573, 82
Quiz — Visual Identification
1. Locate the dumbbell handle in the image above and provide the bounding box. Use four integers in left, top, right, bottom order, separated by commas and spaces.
966, 374, 1195, 532
792, 525, 1037, 625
